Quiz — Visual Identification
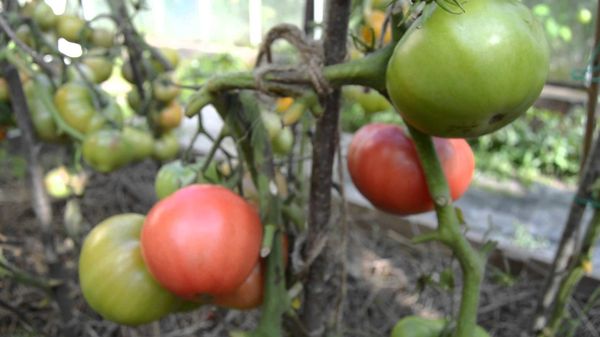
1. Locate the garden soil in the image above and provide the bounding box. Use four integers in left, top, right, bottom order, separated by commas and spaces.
0, 150, 598, 337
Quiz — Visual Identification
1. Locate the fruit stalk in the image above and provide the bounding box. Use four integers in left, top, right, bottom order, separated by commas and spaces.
408, 125, 484, 337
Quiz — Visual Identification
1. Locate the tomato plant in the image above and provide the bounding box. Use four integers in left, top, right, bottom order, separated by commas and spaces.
79, 213, 186, 325
141, 184, 263, 299
390, 316, 489, 337
56, 14, 90, 43
154, 160, 201, 200
386, 0, 550, 137
347, 123, 474, 215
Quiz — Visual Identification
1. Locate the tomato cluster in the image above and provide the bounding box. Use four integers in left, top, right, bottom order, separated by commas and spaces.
79, 184, 275, 325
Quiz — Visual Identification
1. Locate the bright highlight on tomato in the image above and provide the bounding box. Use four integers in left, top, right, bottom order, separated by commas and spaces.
386, 0, 550, 138
347, 123, 474, 215
141, 184, 263, 299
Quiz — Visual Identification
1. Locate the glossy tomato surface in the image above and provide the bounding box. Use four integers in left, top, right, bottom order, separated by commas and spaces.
386, 0, 549, 137
347, 123, 474, 215
79, 214, 185, 326
141, 184, 263, 299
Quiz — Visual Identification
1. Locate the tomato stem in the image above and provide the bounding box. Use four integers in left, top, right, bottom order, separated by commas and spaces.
407, 125, 484, 337
184, 45, 393, 118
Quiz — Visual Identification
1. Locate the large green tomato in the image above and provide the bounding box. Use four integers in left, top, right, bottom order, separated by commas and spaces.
153, 132, 180, 161
79, 214, 186, 325
386, 0, 549, 138
391, 316, 489, 337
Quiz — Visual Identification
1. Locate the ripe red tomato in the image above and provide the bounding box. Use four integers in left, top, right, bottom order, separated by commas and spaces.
141, 184, 263, 299
347, 123, 474, 215
213, 235, 289, 310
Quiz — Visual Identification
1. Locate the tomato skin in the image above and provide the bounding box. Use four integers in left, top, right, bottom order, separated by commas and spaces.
82, 54, 113, 84
79, 214, 185, 326
0, 78, 8, 102
153, 73, 180, 103
56, 15, 90, 43
90, 28, 115, 49
214, 235, 288, 310
152, 132, 180, 161
32, 2, 56, 31
386, 0, 549, 138
141, 184, 263, 299
342, 85, 391, 115
157, 101, 183, 131
390, 316, 489, 337
54, 82, 123, 133
82, 129, 132, 173
154, 160, 200, 200
347, 123, 474, 215
122, 126, 154, 161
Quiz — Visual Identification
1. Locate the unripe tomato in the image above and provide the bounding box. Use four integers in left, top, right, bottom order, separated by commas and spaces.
0, 78, 8, 102
122, 126, 154, 161
347, 123, 474, 215
361, 10, 391, 46
386, 0, 549, 137
23, 75, 63, 142
261, 111, 283, 139
391, 316, 489, 337
90, 28, 115, 48
54, 82, 123, 133
152, 132, 180, 162
126, 89, 141, 111
154, 160, 200, 200
79, 214, 186, 325
82, 53, 113, 84
15, 25, 34, 48
32, 2, 57, 31
120, 60, 135, 84
141, 184, 263, 299
342, 85, 391, 115
153, 48, 180, 71
157, 101, 183, 131
56, 15, 91, 43
272, 126, 293, 155
82, 129, 132, 173
152, 73, 180, 103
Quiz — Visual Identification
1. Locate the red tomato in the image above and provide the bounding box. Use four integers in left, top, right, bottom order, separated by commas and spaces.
141, 184, 263, 299
213, 235, 289, 310
347, 123, 474, 215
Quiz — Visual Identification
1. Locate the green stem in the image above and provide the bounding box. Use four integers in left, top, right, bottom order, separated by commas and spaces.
212, 92, 289, 337
185, 45, 393, 117
542, 210, 600, 337
407, 125, 484, 337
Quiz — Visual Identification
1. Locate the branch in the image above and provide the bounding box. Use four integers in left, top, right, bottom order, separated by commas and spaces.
408, 125, 484, 337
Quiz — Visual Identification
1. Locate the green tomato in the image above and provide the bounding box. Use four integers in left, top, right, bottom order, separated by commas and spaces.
386, 0, 549, 137
272, 126, 293, 155
155, 160, 200, 200
391, 316, 490, 337
153, 132, 180, 161
152, 73, 180, 103
342, 85, 391, 115
33, 2, 57, 31
261, 111, 283, 140
56, 14, 91, 43
79, 213, 187, 325
82, 54, 113, 84
578, 8, 592, 25
23, 77, 62, 142
54, 82, 123, 134
82, 129, 132, 173
122, 126, 155, 161
90, 28, 115, 48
